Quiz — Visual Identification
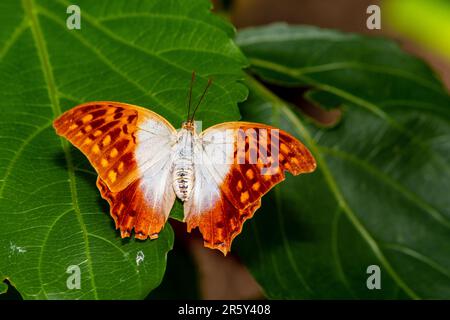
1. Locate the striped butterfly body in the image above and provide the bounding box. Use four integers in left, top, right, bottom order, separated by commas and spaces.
172, 127, 195, 201
53, 101, 316, 255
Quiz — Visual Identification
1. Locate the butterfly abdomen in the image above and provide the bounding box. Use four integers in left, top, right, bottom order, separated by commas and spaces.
172, 129, 195, 201
173, 161, 194, 201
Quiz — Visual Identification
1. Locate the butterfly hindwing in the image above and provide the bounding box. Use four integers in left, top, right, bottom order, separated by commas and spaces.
184, 122, 316, 255
97, 174, 175, 240
54, 101, 177, 239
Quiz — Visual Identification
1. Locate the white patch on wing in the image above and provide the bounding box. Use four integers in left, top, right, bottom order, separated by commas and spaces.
199, 128, 236, 166
184, 128, 236, 218
140, 118, 173, 135
135, 118, 177, 219
136, 119, 175, 172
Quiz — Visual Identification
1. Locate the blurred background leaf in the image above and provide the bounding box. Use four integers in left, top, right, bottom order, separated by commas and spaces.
384, 0, 450, 62
0, 0, 246, 299
235, 23, 450, 299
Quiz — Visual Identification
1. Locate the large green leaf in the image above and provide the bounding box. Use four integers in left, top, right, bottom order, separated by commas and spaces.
235, 23, 450, 299
0, 0, 246, 299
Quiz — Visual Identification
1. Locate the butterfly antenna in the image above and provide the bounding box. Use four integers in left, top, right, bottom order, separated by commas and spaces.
190, 78, 212, 122
186, 71, 196, 122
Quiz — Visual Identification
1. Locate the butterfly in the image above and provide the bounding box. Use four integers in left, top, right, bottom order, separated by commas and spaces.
53, 74, 316, 255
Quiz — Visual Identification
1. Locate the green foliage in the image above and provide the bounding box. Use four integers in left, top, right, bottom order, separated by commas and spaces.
0, 0, 245, 299
235, 23, 450, 299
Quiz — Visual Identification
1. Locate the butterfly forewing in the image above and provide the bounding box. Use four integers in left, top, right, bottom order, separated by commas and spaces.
53, 102, 177, 239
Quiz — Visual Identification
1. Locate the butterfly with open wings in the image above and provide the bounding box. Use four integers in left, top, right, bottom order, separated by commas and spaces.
53, 74, 316, 255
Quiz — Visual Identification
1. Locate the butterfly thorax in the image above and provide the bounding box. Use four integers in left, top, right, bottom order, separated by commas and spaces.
172, 128, 195, 201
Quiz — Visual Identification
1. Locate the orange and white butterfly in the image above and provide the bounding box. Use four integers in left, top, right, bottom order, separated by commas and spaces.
53, 77, 316, 255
